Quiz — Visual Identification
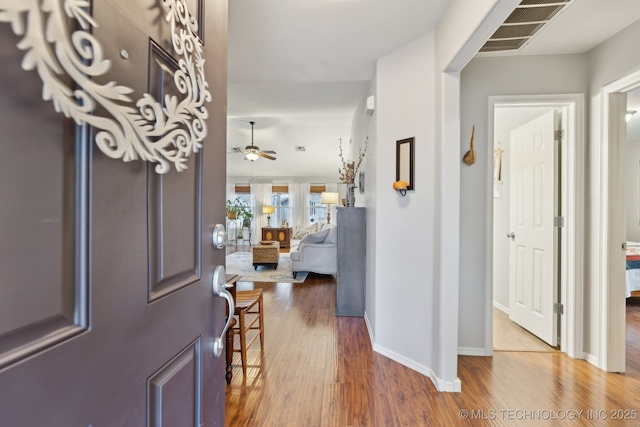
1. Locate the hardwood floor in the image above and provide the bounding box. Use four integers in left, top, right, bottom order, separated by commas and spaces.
225, 248, 640, 426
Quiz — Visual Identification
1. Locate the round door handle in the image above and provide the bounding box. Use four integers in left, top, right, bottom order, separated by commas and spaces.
507, 232, 516, 239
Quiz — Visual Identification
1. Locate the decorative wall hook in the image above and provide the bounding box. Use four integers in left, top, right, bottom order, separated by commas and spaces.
462, 125, 476, 166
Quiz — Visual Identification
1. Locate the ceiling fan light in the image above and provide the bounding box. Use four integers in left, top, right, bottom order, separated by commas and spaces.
245, 151, 259, 161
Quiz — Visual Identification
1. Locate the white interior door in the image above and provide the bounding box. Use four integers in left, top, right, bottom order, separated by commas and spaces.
508, 110, 559, 346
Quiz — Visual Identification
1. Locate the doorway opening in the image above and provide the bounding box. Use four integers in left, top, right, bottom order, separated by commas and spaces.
486, 95, 585, 358
600, 70, 640, 372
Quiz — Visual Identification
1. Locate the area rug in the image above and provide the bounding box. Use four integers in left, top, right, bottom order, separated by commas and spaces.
225, 252, 308, 283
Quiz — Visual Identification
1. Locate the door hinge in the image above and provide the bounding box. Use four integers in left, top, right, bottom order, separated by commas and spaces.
554, 303, 564, 315
554, 216, 565, 228
555, 130, 564, 141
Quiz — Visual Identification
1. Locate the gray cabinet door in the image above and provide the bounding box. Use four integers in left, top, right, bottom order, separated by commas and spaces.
0, 1, 228, 425
336, 207, 366, 316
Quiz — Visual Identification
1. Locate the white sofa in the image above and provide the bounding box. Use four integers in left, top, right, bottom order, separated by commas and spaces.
290, 223, 337, 278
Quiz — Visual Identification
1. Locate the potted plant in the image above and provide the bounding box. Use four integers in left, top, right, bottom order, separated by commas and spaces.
226, 197, 247, 219
226, 197, 253, 237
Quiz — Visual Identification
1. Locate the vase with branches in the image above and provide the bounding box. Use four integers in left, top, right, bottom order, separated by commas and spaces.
338, 138, 368, 206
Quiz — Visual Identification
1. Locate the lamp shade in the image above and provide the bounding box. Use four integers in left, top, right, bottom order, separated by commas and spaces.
245, 152, 259, 161
262, 205, 275, 214
321, 192, 339, 205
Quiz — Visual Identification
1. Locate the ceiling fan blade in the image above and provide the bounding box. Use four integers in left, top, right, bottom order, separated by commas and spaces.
259, 152, 276, 160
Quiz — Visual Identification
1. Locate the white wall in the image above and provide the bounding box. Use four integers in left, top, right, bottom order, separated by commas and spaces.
433, 0, 520, 387
373, 31, 438, 381
354, 0, 518, 391
345, 0, 535, 390
459, 55, 588, 352
350, 79, 377, 336
626, 138, 640, 242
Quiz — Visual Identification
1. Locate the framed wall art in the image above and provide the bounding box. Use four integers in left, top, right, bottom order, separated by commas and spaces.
396, 137, 415, 190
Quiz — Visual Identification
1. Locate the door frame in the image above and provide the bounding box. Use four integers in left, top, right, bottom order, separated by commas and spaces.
486, 94, 585, 358
599, 70, 640, 372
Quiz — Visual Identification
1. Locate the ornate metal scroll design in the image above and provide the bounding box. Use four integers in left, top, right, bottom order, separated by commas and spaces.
0, 0, 211, 173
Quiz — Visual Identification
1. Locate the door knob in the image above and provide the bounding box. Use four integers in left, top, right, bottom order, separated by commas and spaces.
507, 232, 516, 239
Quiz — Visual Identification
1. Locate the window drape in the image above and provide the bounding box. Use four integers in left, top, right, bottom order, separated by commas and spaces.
226, 182, 236, 203
252, 183, 273, 244
290, 183, 310, 230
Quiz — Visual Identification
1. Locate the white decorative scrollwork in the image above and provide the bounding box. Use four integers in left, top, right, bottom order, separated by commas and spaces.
0, 0, 211, 173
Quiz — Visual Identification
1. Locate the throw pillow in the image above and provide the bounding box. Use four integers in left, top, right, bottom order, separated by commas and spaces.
292, 228, 309, 240
300, 227, 330, 244
293, 223, 319, 240
324, 225, 338, 244
304, 223, 318, 232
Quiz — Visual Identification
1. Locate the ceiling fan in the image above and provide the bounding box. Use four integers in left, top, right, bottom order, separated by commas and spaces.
231, 121, 276, 161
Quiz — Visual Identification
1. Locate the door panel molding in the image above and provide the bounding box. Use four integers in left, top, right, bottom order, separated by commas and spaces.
0, 38, 90, 368
147, 44, 203, 302
147, 337, 202, 427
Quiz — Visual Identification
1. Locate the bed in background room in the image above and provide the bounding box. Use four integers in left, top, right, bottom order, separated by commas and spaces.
626, 242, 640, 297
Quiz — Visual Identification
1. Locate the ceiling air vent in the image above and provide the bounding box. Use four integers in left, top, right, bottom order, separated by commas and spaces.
294, 146, 306, 152
479, 0, 573, 53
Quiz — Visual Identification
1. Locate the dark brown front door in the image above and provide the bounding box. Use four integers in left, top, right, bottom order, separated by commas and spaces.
0, 1, 228, 425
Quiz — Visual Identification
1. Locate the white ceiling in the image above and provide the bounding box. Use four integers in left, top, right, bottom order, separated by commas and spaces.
226, 0, 640, 178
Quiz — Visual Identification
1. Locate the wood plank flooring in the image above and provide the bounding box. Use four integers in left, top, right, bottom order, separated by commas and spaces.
225, 247, 640, 426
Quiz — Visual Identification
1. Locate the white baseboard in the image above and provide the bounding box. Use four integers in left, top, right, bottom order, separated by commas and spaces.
364, 311, 374, 346
458, 346, 488, 356
364, 312, 461, 393
584, 352, 599, 368
493, 300, 509, 314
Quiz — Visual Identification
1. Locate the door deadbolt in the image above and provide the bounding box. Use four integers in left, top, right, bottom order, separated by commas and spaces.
212, 224, 226, 249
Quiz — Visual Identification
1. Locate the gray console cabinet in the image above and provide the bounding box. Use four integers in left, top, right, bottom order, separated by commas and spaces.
335, 207, 366, 316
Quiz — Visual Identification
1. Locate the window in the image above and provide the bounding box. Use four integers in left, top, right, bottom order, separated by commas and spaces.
271, 187, 290, 227
230, 186, 254, 241
308, 193, 327, 224
308, 185, 328, 224
233, 186, 253, 225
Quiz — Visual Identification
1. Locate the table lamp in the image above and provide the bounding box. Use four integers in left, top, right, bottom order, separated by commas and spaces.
263, 205, 275, 226
321, 192, 339, 224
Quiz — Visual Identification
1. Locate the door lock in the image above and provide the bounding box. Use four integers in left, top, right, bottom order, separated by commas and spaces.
506, 232, 516, 240
212, 224, 226, 249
